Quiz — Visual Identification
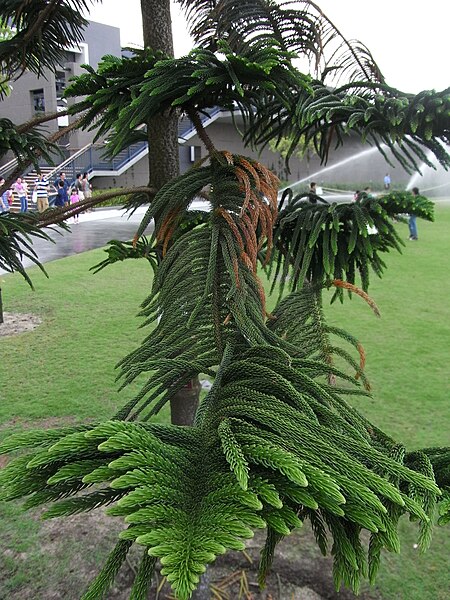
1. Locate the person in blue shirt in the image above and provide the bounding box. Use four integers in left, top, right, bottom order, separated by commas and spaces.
54, 172, 70, 206
55, 180, 68, 207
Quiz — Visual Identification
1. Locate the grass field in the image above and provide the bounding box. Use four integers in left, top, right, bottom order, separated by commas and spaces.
0, 205, 449, 599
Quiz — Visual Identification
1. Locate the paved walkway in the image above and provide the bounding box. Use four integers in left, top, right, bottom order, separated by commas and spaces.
3, 194, 448, 273
24, 207, 150, 268
5, 201, 209, 272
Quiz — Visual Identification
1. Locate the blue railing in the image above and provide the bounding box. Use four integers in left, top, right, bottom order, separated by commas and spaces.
36, 141, 149, 181
178, 108, 223, 140
11, 109, 227, 182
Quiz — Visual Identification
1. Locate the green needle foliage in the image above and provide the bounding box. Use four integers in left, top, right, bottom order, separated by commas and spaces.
0, 343, 444, 599
269, 188, 404, 297
66, 40, 450, 171
376, 190, 435, 221
1, 2, 450, 599
0, 117, 61, 168
64, 48, 166, 147
0, 0, 98, 80
1, 150, 449, 599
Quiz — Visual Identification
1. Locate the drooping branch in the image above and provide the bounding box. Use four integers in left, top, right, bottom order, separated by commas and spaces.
17, 109, 70, 134
187, 109, 217, 155
47, 117, 84, 144
37, 186, 157, 228
20, 0, 62, 46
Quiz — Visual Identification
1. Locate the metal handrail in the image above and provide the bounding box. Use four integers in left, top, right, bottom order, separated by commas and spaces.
178, 108, 223, 140
0, 156, 20, 178
45, 143, 93, 180
0, 143, 93, 181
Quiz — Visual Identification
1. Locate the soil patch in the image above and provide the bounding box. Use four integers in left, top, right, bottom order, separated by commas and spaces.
1, 508, 380, 600
0, 312, 42, 337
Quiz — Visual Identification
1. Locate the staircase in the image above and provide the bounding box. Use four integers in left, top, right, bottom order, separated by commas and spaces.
8, 167, 55, 212
2, 108, 229, 211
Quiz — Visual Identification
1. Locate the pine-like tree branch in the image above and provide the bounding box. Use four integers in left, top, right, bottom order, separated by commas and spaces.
187, 109, 217, 154
37, 186, 157, 228
17, 109, 70, 134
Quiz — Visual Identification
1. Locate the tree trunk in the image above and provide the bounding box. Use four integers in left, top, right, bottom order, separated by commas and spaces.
140, 0, 180, 190
140, 0, 200, 426
170, 378, 202, 426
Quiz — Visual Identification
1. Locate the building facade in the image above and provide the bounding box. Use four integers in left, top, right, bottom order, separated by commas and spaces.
0, 20, 121, 162
2, 20, 442, 196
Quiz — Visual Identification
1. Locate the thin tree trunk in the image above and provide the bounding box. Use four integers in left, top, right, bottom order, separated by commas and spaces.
170, 379, 202, 426
140, 0, 179, 190
140, 0, 200, 426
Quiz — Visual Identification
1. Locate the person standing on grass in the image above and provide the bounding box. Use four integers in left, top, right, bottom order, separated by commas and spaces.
384, 173, 391, 190
308, 181, 319, 203
12, 177, 28, 212
408, 187, 420, 241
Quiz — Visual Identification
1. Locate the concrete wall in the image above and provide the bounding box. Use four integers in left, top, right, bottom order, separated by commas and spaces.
65, 22, 121, 151
1, 69, 59, 132
92, 160, 150, 190
83, 21, 121, 69
186, 121, 411, 190
92, 121, 412, 192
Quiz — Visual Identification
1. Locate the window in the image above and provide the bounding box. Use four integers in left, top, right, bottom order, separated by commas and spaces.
31, 89, 45, 113
55, 72, 66, 99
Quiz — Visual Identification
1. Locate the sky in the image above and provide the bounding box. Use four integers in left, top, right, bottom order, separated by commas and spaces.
84, 0, 450, 94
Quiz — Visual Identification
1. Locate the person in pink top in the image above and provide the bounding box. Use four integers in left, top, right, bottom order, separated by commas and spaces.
70, 186, 80, 223
13, 177, 28, 212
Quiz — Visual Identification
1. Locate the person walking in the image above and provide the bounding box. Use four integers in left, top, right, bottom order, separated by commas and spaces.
13, 177, 28, 212
408, 187, 420, 241
384, 173, 391, 190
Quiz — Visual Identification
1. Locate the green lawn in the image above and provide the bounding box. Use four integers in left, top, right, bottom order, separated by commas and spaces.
0, 250, 167, 427
322, 205, 450, 600
0, 205, 449, 599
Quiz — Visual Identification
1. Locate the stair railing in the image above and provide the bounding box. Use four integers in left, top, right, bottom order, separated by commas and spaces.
45, 143, 93, 181
0, 156, 20, 179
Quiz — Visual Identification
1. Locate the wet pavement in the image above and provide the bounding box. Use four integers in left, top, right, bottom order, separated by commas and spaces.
5, 208, 150, 271
6, 195, 447, 273
3, 201, 209, 272
29, 208, 150, 268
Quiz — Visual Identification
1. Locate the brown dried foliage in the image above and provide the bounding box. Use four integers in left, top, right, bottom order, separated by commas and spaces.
331, 279, 381, 318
